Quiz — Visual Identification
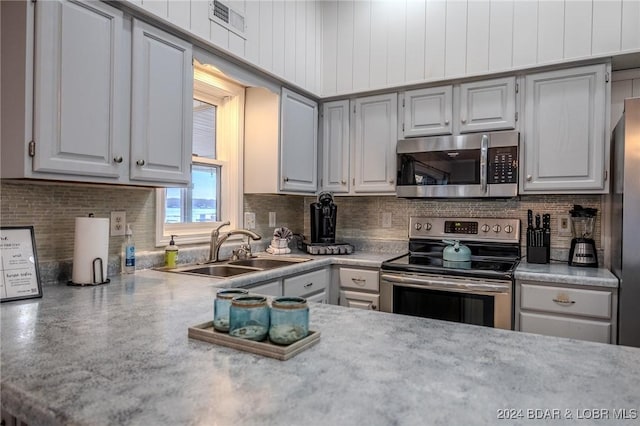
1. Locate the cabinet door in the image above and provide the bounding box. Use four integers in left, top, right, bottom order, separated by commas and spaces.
130, 19, 193, 184
458, 76, 516, 133
522, 64, 608, 193
321, 100, 350, 192
353, 93, 398, 193
33, 0, 128, 179
339, 290, 380, 311
306, 291, 327, 304
280, 88, 318, 193
250, 280, 282, 297
402, 86, 453, 137
520, 311, 611, 344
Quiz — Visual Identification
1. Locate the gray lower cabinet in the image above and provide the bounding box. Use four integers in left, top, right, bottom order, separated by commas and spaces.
249, 280, 282, 297
515, 280, 617, 344
248, 268, 329, 303
338, 267, 380, 311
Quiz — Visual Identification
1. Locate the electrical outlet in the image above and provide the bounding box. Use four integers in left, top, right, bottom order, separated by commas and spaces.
269, 212, 276, 227
110, 211, 126, 236
558, 215, 572, 237
244, 212, 256, 230
382, 212, 392, 228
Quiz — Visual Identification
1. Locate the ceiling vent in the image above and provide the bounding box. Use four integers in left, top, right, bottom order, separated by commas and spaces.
209, 0, 246, 39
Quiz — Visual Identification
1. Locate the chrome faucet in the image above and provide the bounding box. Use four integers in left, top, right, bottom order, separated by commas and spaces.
208, 221, 261, 262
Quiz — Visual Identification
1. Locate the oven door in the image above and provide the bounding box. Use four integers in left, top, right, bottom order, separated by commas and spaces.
379, 272, 513, 330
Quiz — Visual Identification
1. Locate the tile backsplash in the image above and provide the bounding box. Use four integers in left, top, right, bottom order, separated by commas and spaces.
1, 180, 604, 282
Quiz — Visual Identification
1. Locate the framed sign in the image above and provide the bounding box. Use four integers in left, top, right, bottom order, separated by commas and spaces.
1, 226, 42, 302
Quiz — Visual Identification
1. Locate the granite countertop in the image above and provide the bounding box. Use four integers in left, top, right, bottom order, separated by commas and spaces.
515, 262, 619, 289
2, 270, 639, 426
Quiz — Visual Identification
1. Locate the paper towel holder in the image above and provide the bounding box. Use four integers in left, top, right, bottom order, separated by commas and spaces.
68, 257, 110, 287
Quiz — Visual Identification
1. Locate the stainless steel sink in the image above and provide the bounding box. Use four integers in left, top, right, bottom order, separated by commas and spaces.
173, 264, 259, 278
160, 256, 311, 278
228, 258, 306, 269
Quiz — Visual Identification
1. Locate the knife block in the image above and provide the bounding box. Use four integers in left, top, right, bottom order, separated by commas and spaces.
527, 246, 550, 264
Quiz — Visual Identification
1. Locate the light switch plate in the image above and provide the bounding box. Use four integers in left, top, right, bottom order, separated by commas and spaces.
244, 212, 256, 230
110, 211, 126, 236
558, 215, 572, 237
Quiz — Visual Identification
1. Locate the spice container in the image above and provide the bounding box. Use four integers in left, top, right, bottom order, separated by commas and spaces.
269, 297, 309, 345
229, 296, 270, 341
213, 289, 248, 332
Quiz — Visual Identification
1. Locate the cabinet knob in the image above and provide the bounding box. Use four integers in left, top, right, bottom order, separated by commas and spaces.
113, 156, 123, 164
284, 177, 289, 182
371, 305, 377, 310
389, 179, 395, 184
526, 175, 532, 181
444, 119, 450, 125
341, 180, 346, 185
461, 118, 467, 124
136, 159, 145, 166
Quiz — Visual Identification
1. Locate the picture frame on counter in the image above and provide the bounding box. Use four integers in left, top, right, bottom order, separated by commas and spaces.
1, 226, 42, 302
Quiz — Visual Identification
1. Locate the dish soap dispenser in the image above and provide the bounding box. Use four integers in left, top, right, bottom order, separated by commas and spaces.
165, 235, 179, 268
122, 224, 135, 274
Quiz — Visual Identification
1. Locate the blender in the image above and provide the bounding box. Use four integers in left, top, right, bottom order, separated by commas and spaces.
568, 205, 598, 267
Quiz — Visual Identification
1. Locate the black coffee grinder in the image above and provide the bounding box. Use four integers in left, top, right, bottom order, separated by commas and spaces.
568, 205, 598, 267
310, 192, 337, 243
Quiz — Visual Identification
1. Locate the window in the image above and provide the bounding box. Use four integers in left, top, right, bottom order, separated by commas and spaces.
156, 62, 244, 246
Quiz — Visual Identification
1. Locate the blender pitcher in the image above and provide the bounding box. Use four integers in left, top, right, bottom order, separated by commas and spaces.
568, 205, 598, 267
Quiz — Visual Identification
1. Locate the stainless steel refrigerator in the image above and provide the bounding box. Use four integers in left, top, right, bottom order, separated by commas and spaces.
611, 97, 640, 348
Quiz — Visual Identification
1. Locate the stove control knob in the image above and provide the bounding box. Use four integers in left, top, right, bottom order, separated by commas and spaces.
425, 223, 432, 231
504, 225, 514, 234
492, 224, 502, 233
481, 224, 490, 233
414, 223, 422, 231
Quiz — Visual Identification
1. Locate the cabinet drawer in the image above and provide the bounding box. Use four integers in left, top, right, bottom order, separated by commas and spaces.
520, 283, 612, 319
520, 312, 611, 344
249, 280, 282, 297
339, 268, 379, 292
306, 291, 327, 304
283, 269, 328, 298
339, 290, 380, 311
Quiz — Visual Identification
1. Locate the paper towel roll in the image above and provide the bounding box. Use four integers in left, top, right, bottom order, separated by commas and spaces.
72, 216, 110, 285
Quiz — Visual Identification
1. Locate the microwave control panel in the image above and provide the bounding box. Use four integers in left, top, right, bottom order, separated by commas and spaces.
488, 146, 517, 184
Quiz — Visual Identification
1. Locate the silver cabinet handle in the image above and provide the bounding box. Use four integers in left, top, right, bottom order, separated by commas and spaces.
136, 159, 145, 166
352, 278, 366, 286
444, 119, 450, 125
552, 298, 576, 305
113, 156, 123, 163
526, 175, 532, 181
304, 282, 313, 288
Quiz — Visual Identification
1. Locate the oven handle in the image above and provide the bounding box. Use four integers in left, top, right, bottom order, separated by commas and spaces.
380, 273, 511, 294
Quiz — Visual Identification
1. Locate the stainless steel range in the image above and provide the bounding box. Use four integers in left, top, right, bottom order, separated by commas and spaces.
380, 217, 521, 330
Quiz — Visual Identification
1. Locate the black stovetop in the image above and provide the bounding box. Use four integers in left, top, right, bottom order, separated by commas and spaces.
381, 240, 521, 280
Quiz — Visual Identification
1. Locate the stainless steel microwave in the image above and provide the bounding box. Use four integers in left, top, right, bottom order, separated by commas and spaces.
396, 131, 519, 198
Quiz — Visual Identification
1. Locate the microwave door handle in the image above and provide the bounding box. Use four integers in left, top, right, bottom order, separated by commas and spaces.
480, 134, 488, 194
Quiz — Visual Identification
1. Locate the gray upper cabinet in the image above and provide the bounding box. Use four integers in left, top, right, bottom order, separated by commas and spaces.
458, 76, 517, 133
130, 19, 193, 185
280, 88, 319, 193
1, 0, 193, 187
521, 64, 610, 193
353, 93, 398, 193
32, 0, 129, 180
401, 86, 453, 137
321, 100, 350, 193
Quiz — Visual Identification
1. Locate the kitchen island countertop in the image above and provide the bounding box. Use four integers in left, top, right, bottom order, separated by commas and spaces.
1, 270, 639, 426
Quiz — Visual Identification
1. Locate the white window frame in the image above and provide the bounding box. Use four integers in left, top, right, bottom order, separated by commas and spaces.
155, 62, 244, 247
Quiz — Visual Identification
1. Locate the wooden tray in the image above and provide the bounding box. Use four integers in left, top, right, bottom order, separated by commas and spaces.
188, 321, 320, 361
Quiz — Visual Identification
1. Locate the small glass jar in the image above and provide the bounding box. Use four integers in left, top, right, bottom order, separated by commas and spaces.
269, 297, 309, 345
229, 296, 270, 341
213, 289, 248, 332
